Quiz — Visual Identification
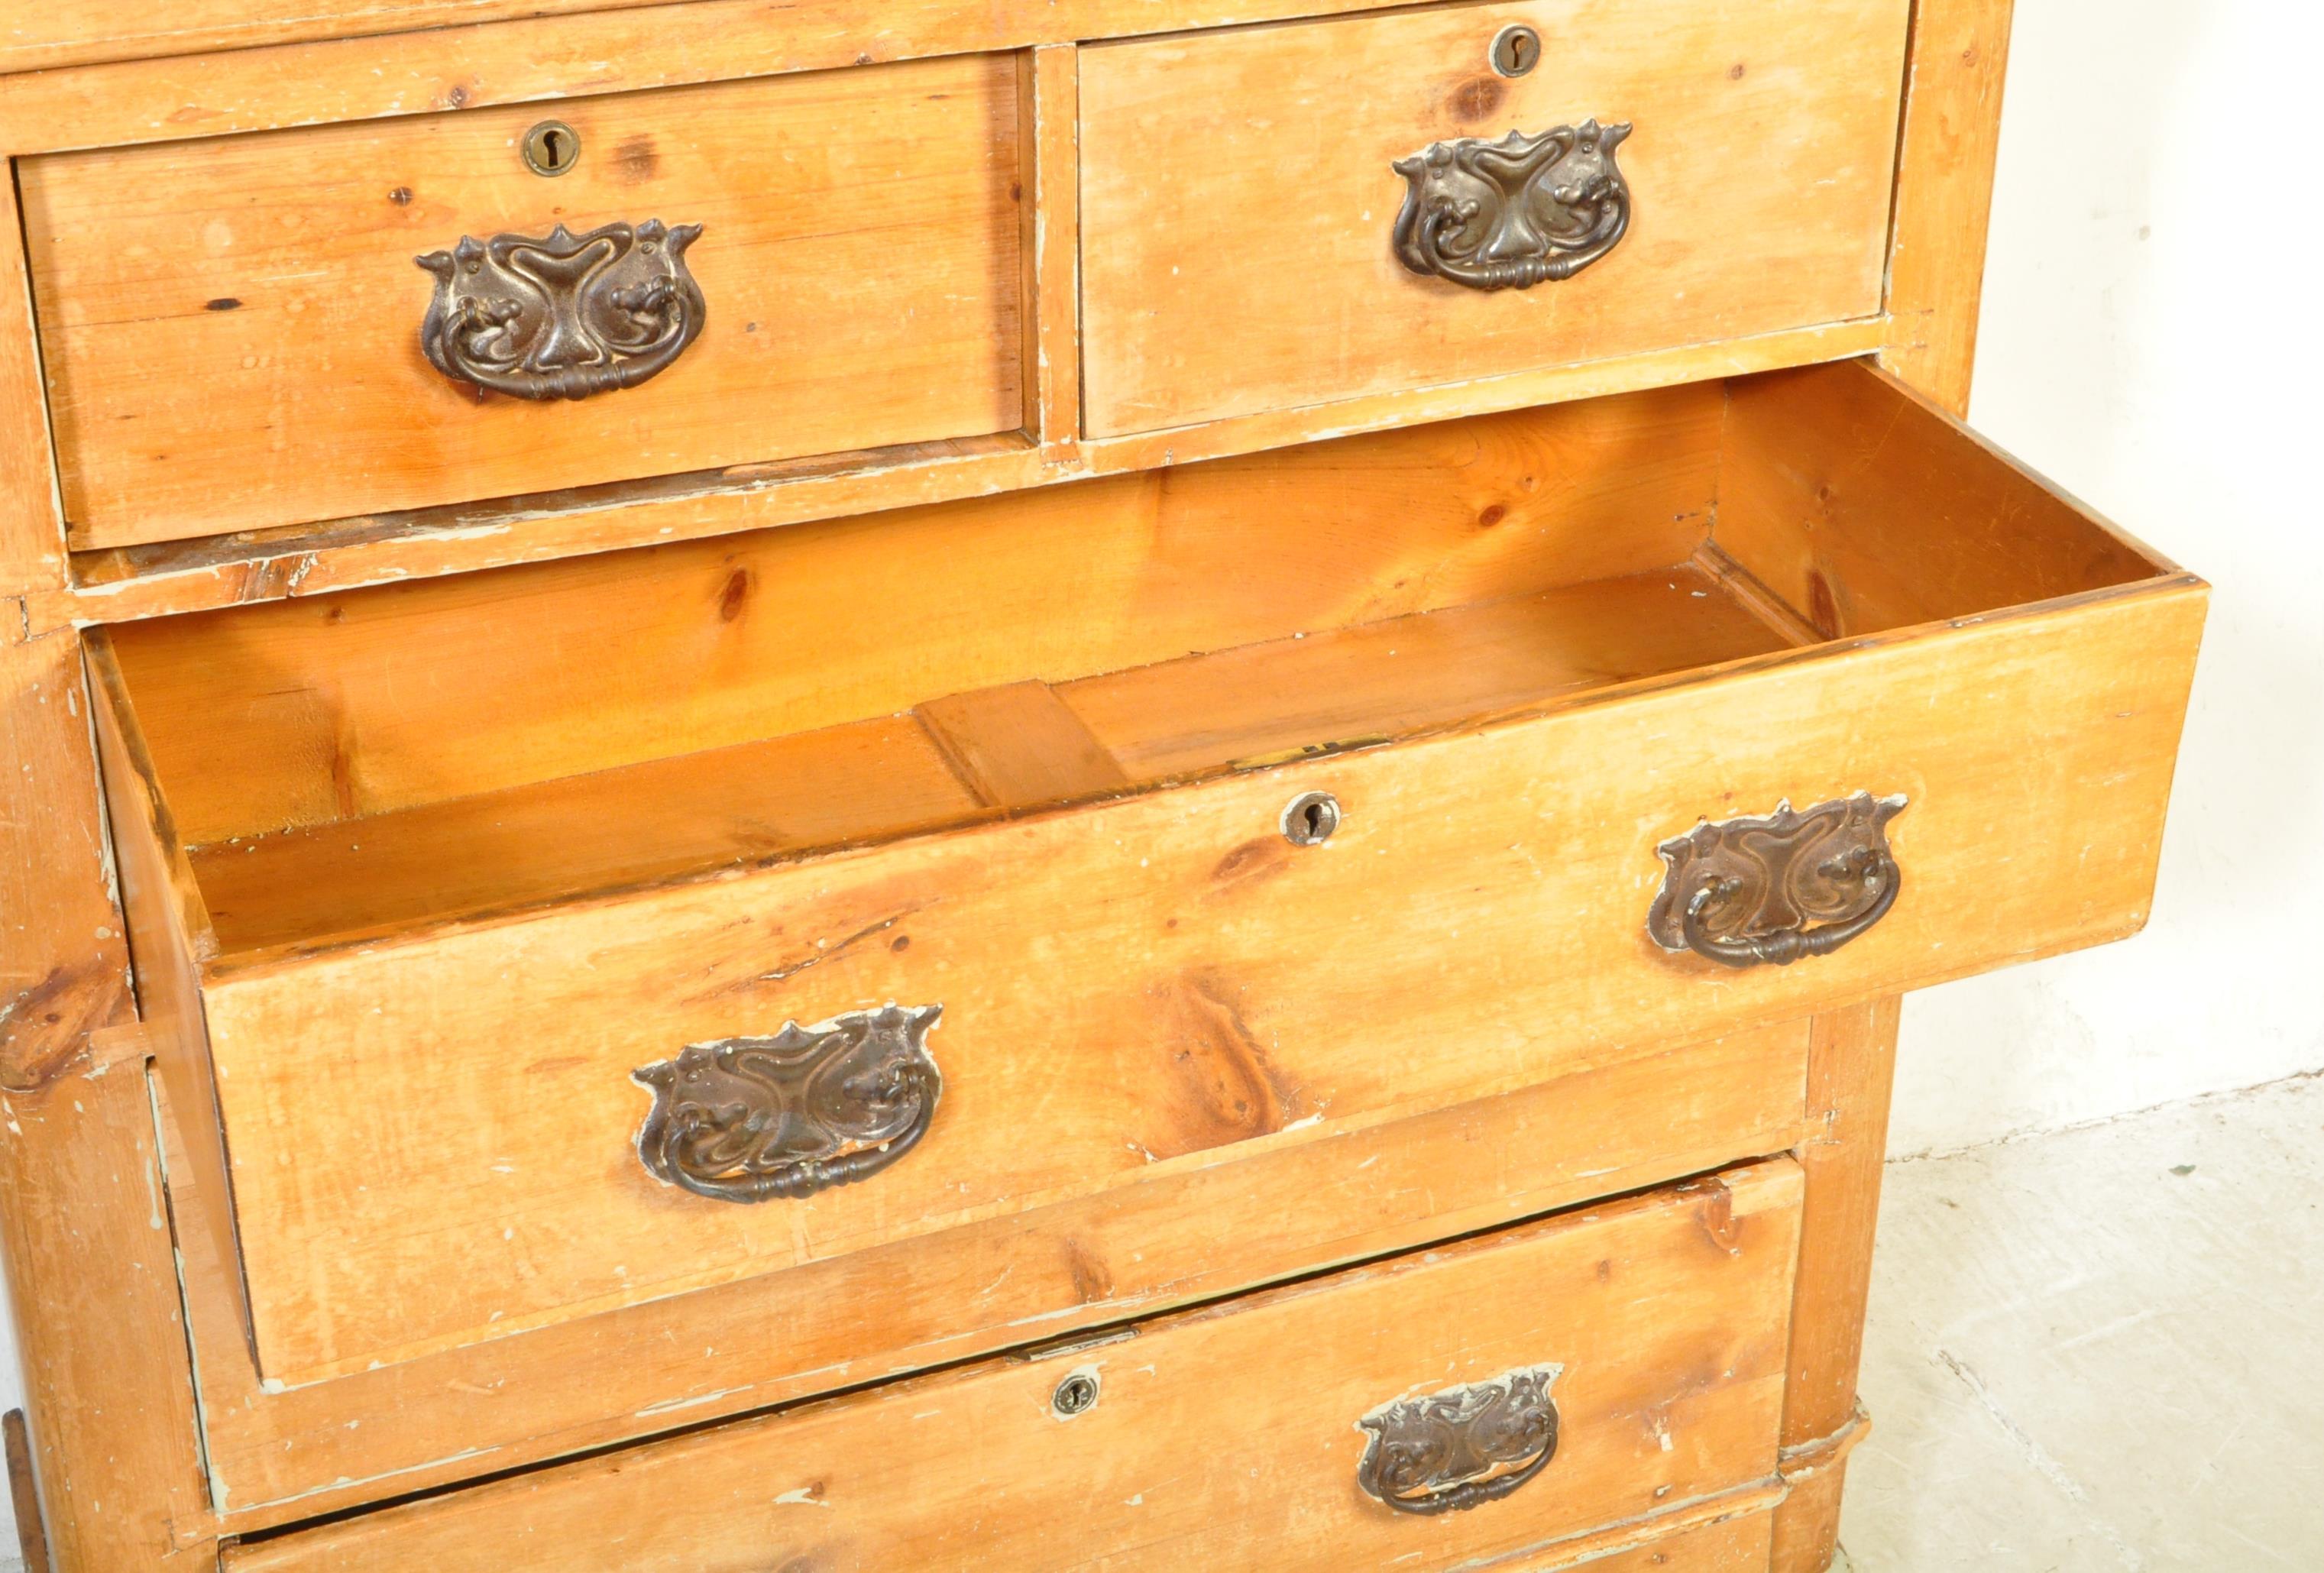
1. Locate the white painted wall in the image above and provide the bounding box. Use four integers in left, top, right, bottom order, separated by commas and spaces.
1889, 0, 2324, 1154
0, 1, 2310, 1557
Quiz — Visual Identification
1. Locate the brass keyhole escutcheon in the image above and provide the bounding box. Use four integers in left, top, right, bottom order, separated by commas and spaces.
1052, 1373, 1100, 1418
1282, 791, 1343, 847
1491, 24, 1542, 78
522, 120, 581, 176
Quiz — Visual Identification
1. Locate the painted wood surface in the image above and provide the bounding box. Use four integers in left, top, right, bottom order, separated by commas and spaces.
21, 55, 1025, 547
1079, 0, 1910, 434
219, 1164, 1801, 1570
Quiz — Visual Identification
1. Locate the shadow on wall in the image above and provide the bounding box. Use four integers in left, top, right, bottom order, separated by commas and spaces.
1893, 0, 2324, 1155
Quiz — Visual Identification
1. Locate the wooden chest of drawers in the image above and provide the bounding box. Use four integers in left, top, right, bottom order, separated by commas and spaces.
0, 2, 2200, 1570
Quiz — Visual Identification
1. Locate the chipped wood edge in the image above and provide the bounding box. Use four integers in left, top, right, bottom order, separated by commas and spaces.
0, 629, 215, 1570
0, 173, 69, 587
1463, 1478, 1788, 1571
186, 565, 2204, 988
1021, 44, 1082, 463
5, 1408, 54, 1573
1777, 1405, 1870, 1478
0, 0, 1428, 154
1767, 999, 1900, 1573
30, 317, 1891, 633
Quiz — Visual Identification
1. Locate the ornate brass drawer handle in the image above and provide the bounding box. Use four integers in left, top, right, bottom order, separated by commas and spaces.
416, 218, 705, 400
1649, 793, 1908, 969
632, 1004, 941, 1202
1356, 1364, 1562, 1516
1391, 120, 1631, 291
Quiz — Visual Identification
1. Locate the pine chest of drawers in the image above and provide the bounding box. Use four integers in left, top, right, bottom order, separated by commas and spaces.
0, 3, 2201, 1569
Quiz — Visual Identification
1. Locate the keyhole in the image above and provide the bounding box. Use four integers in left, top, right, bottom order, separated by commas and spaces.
1052, 1373, 1100, 1418
1282, 791, 1343, 847
523, 120, 581, 177
1491, 24, 1542, 78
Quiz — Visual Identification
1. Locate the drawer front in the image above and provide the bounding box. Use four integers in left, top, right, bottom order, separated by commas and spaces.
99, 361, 2199, 1500
20, 55, 1024, 549
195, 567, 2196, 1384
222, 1163, 1800, 1572
1079, 0, 1910, 435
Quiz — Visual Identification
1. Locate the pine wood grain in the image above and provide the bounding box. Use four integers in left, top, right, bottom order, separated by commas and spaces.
917, 681, 1132, 813
105, 387, 1727, 846
1767, 999, 1898, 1571
83, 636, 251, 1356
1079, 0, 1911, 435
0, 1064, 215, 1571
35, 319, 1886, 636
1714, 361, 2164, 640
219, 1164, 1801, 1571
1879, 0, 2018, 416
1020, 46, 1081, 461
174, 568, 2195, 1385
21, 55, 1026, 548
0, 631, 132, 1095
188, 715, 985, 956
1064, 568, 1787, 783
1502, 1510, 1775, 1571
87, 365, 2206, 1387
0, 627, 210, 1570
0, 180, 65, 587
178, 571, 1779, 955
180, 1022, 1811, 1526
0, 0, 1423, 110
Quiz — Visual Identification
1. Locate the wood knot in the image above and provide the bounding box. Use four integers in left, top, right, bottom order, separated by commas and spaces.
717, 567, 753, 622
1450, 76, 1506, 121
614, 134, 659, 183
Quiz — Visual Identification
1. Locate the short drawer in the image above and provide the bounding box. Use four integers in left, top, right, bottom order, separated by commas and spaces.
94, 360, 2203, 1394
20, 55, 1024, 549
1079, 0, 1911, 435
220, 1164, 1801, 1572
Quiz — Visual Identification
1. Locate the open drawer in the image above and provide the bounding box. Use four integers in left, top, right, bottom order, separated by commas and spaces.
91, 358, 2204, 1387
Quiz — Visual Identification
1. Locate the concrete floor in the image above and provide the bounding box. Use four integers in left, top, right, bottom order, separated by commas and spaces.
1839, 1073, 2324, 1570
6, 1079, 2312, 1573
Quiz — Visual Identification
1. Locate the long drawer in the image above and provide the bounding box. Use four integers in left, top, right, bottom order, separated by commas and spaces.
221, 1164, 1802, 1571
1079, 0, 1911, 434
95, 359, 2203, 1400
19, 54, 1025, 549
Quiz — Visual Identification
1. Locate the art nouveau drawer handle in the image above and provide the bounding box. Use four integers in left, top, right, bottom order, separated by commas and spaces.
417, 219, 706, 400
1391, 120, 1632, 291
1649, 793, 1908, 969
632, 1004, 941, 1202
1356, 1364, 1562, 1516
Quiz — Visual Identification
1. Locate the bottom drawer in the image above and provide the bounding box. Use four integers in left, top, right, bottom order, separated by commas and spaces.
225, 1161, 1801, 1571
